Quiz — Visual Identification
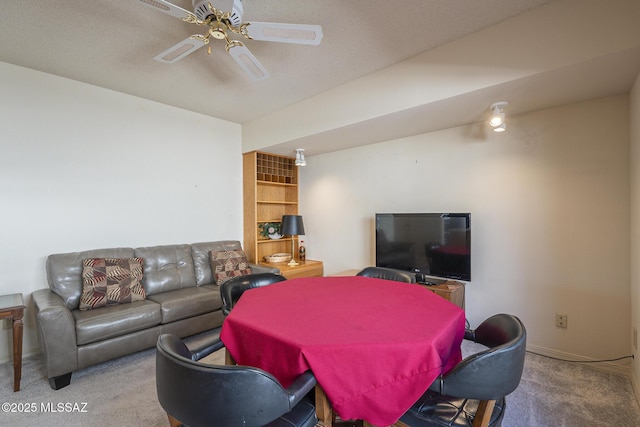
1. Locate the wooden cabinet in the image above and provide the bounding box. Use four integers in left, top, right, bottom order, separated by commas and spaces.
420, 281, 465, 309
328, 268, 464, 309
243, 151, 300, 264
259, 259, 324, 279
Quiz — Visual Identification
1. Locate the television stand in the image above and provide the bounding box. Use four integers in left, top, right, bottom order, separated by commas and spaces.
416, 276, 447, 286
328, 269, 464, 309
418, 280, 464, 309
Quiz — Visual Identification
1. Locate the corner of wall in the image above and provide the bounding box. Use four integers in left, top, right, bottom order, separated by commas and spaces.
630, 70, 640, 392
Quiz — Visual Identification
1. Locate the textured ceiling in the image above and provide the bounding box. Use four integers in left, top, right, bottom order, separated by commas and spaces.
3, 0, 640, 158
0, 0, 554, 124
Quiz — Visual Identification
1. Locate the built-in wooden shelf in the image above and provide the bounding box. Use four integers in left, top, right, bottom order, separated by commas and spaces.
243, 151, 300, 264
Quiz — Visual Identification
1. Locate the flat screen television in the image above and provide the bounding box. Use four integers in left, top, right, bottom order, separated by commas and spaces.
375, 213, 471, 282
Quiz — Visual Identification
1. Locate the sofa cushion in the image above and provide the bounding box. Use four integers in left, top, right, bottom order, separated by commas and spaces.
79, 258, 146, 310
47, 248, 136, 310
72, 300, 162, 346
191, 241, 245, 286
210, 249, 252, 285
146, 286, 222, 324
135, 244, 196, 296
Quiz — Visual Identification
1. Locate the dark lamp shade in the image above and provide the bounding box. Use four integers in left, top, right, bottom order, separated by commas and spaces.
281, 215, 305, 236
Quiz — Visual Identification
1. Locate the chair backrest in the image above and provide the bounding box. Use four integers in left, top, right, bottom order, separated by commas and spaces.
156, 334, 293, 427
430, 314, 526, 401
356, 266, 416, 283
220, 272, 286, 315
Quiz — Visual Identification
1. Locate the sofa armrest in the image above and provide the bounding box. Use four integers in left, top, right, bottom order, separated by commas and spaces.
32, 289, 79, 378
250, 263, 280, 274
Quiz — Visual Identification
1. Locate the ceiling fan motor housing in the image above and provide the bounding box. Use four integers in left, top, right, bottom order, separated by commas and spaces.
193, 0, 243, 26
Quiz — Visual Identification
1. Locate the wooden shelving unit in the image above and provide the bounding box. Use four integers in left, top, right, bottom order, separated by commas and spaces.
258, 259, 324, 279
243, 151, 300, 264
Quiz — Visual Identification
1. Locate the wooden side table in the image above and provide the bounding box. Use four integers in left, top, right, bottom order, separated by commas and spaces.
420, 281, 465, 309
259, 259, 324, 279
0, 293, 25, 392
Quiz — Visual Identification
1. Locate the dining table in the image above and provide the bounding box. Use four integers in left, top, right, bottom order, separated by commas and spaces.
220, 275, 465, 427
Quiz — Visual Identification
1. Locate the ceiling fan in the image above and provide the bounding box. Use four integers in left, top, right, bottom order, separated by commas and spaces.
136, 0, 323, 81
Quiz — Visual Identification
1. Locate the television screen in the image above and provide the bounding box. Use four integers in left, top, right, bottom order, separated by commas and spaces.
375, 213, 471, 282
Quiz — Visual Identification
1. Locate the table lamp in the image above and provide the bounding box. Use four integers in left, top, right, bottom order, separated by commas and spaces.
281, 215, 305, 266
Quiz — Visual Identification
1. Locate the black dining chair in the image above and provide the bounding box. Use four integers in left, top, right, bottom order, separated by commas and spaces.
398, 314, 527, 427
155, 333, 318, 427
220, 272, 287, 315
356, 266, 416, 283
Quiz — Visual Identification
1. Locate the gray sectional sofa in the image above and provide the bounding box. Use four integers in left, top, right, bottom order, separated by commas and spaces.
32, 240, 276, 390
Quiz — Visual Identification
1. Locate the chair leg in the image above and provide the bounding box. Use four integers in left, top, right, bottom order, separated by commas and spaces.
473, 400, 496, 427
167, 413, 182, 427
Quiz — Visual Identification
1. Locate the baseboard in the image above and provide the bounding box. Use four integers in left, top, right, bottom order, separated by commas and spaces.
526, 344, 632, 376
0, 346, 40, 365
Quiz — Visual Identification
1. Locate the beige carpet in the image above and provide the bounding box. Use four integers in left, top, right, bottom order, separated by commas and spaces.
1, 331, 639, 426
0, 331, 224, 427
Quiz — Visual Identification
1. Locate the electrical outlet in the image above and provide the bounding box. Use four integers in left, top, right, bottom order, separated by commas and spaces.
634, 328, 638, 350
555, 313, 567, 328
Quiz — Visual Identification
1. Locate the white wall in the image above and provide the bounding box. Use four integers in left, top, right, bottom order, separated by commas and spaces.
630, 71, 640, 392
301, 95, 631, 365
0, 62, 242, 363
243, 0, 640, 153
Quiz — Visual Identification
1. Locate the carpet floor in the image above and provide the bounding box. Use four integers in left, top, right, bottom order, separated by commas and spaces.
1, 331, 639, 426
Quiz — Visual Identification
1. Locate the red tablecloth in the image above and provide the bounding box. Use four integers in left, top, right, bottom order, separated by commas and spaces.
220, 276, 465, 426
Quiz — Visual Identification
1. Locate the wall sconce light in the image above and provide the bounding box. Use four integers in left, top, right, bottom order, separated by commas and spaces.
489, 101, 509, 132
295, 148, 306, 166
493, 122, 506, 132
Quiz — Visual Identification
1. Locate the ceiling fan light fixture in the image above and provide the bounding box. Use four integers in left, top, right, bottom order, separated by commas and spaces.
295, 149, 306, 166
210, 27, 227, 39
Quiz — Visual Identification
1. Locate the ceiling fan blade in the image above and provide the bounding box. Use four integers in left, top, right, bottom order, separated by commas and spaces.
154, 36, 207, 63
244, 22, 323, 45
227, 43, 270, 81
136, 0, 196, 21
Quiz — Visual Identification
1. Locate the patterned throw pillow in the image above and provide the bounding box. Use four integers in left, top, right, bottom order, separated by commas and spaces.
210, 249, 252, 285
80, 258, 146, 310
